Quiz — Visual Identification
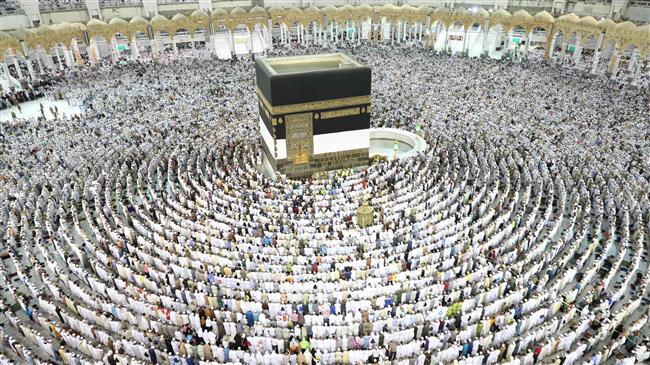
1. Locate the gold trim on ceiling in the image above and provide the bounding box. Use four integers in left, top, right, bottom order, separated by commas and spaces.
256, 88, 370, 115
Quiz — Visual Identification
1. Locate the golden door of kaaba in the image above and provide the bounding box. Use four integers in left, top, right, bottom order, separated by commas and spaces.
285, 112, 313, 165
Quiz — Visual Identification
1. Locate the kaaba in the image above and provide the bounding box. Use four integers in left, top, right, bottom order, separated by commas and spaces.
256, 53, 371, 178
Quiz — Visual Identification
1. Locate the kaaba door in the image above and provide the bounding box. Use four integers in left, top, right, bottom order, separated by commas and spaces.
285, 112, 313, 165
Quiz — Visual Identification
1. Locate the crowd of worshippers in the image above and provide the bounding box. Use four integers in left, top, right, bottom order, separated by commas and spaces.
0, 0, 21, 14
0, 69, 63, 111
0, 39, 649, 365
38, 0, 85, 11
0, 87, 44, 110
34, 0, 171, 11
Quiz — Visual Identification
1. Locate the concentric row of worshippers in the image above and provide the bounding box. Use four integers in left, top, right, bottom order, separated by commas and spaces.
0, 40, 649, 365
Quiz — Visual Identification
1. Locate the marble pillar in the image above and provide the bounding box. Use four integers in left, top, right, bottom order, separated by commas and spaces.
36, 56, 44, 74
265, 27, 270, 53
1, 62, 11, 83
443, 26, 449, 53
490, 27, 501, 58
462, 28, 468, 56
131, 36, 140, 59
627, 49, 639, 72
504, 30, 512, 60
280, 24, 285, 45
573, 38, 583, 66
72, 39, 83, 66
111, 37, 120, 61
89, 39, 99, 64
559, 40, 569, 64
212, 35, 219, 56
64, 47, 74, 68
395, 23, 402, 44
590, 33, 605, 73
591, 49, 601, 74
12, 58, 23, 79
357, 23, 361, 45
46, 49, 56, 69
632, 56, 645, 85
55, 47, 64, 70
543, 31, 556, 60
330, 23, 333, 45
151, 36, 159, 59
607, 49, 620, 79
24, 57, 35, 81
481, 25, 489, 57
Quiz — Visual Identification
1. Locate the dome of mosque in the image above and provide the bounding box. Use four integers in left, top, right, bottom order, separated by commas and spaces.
452, 7, 469, 16
357, 4, 373, 12
150, 15, 170, 32
190, 9, 209, 19
638, 24, 650, 38
401, 4, 417, 12
597, 18, 616, 30
578, 16, 598, 27
534, 10, 554, 23
416, 6, 434, 15
130, 15, 149, 25
86, 18, 106, 26
249, 6, 267, 15
230, 7, 247, 16
212, 7, 228, 16
0, 30, 15, 41
558, 13, 580, 23
474, 8, 490, 19
0, 31, 17, 51
55, 21, 75, 32
304, 5, 320, 15
286, 6, 302, 13
338, 4, 355, 12
491, 9, 511, 18
512, 9, 532, 19
11, 26, 35, 41
70, 22, 87, 31
615, 20, 637, 31
35, 23, 55, 35
433, 6, 449, 15
108, 17, 128, 27
150, 14, 168, 24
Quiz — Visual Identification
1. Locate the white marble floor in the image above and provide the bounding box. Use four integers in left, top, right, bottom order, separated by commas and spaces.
0, 98, 82, 123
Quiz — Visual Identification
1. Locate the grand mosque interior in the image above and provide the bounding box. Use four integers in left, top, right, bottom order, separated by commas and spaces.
0, 1, 649, 365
